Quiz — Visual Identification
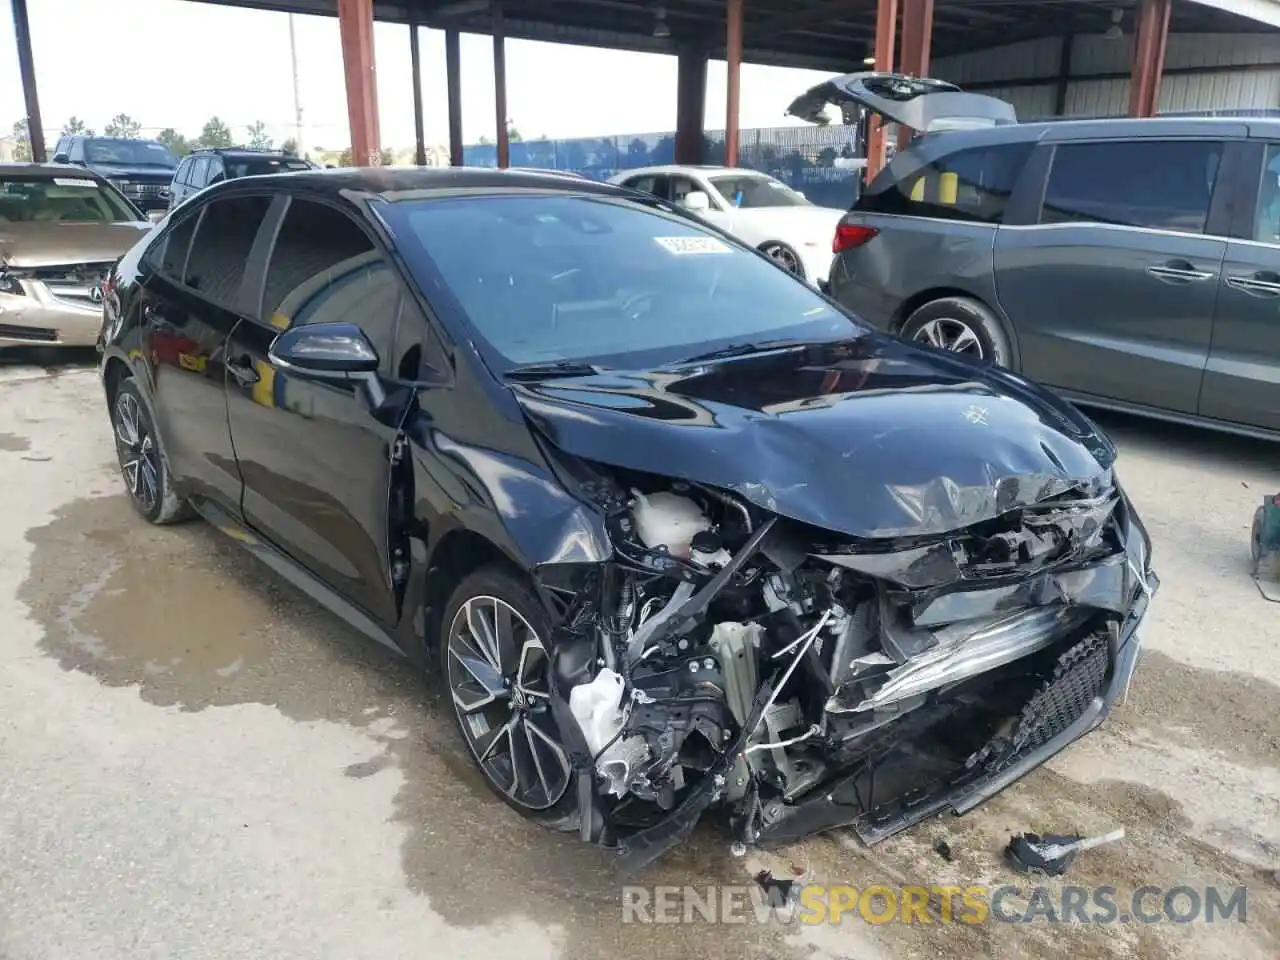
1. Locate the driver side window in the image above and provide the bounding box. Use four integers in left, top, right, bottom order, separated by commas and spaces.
258, 197, 412, 379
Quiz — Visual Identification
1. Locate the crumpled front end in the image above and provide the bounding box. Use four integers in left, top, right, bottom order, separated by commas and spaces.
534, 454, 1156, 872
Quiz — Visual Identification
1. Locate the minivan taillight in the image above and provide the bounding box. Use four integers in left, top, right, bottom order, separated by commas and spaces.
833, 223, 879, 254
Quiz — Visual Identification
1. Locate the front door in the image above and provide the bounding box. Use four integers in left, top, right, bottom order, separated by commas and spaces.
224, 196, 408, 625
995, 137, 1229, 414
1200, 141, 1280, 432
143, 195, 270, 512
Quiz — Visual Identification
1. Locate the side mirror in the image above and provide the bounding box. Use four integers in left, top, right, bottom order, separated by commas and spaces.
269, 322, 379, 375
269, 322, 386, 408
52, 152, 70, 164
682, 190, 711, 212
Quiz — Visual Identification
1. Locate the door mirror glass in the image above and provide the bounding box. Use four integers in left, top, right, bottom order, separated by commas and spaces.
52, 152, 70, 164
682, 190, 711, 211
269, 323, 380, 376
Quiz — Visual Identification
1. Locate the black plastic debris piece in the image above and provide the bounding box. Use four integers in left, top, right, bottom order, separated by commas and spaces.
1005, 827, 1125, 876
934, 839, 954, 862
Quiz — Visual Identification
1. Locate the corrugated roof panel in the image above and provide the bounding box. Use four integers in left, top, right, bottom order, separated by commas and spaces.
932, 38, 1061, 85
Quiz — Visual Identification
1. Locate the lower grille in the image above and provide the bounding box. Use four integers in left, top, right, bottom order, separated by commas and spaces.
0, 323, 58, 342
989, 631, 1110, 771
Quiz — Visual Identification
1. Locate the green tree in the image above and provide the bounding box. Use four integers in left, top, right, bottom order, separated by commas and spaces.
506, 121, 523, 143
61, 116, 93, 136
336, 146, 393, 167
199, 116, 233, 149
156, 128, 192, 156
246, 121, 272, 151
280, 137, 298, 156
11, 119, 31, 161
104, 113, 141, 138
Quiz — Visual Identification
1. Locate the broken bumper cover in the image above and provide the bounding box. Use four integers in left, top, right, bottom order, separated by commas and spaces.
614, 497, 1157, 873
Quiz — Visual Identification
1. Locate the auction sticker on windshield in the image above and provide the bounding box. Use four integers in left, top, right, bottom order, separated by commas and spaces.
53, 178, 99, 188
654, 236, 732, 255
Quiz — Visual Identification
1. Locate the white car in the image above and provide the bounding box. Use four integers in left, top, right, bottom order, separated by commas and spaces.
608, 165, 845, 284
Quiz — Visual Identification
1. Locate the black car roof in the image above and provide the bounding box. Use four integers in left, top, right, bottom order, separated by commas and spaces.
191, 148, 302, 158
214, 166, 629, 203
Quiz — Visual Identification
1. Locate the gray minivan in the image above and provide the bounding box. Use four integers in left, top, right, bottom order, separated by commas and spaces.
794, 73, 1280, 440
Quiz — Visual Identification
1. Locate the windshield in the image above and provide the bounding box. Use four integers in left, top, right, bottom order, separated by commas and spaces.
84, 139, 178, 168
225, 157, 312, 178
383, 194, 859, 370
0, 176, 139, 223
708, 174, 810, 209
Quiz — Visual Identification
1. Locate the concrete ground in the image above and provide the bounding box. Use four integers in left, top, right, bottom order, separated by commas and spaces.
0, 355, 1276, 960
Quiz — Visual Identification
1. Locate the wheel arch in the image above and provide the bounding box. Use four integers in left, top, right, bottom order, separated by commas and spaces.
421, 527, 528, 656
891, 288, 1022, 370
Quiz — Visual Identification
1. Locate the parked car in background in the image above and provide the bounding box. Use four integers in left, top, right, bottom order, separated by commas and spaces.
609, 164, 845, 283
794, 71, 1280, 440
51, 135, 178, 214
167, 148, 314, 209
0, 163, 151, 349
98, 167, 1154, 868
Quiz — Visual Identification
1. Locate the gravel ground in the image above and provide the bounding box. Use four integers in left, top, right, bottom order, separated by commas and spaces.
1, 357, 1276, 960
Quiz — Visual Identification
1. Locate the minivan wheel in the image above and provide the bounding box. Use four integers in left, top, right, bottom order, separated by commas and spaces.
111, 377, 192, 525
900, 297, 1014, 369
441, 566, 579, 830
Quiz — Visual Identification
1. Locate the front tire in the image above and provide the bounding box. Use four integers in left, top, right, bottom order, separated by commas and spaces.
760, 241, 804, 278
900, 296, 1015, 369
111, 377, 191, 525
440, 566, 579, 830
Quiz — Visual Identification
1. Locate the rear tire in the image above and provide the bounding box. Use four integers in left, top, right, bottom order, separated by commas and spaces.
900, 296, 1015, 370
440, 566, 580, 831
110, 377, 192, 525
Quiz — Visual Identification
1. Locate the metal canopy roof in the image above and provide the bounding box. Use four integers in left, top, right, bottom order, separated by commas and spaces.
184, 0, 1272, 71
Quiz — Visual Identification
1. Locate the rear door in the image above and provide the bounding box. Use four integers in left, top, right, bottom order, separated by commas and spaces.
994, 135, 1231, 414
224, 195, 409, 624
1199, 140, 1280, 431
142, 193, 271, 511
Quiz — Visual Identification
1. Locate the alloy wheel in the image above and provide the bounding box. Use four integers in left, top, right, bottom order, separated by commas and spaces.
763, 243, 802, 275
912, 317, 984, 358
113, 391, 160, 515
446, 596, 572, 810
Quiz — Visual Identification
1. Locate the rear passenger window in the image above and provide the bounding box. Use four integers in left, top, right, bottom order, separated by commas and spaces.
157, 214, 198, 278
183, 195, 270, 308
859, 142, 1032, 224
1041, 140, 1223, 234
259, 198, 403, 373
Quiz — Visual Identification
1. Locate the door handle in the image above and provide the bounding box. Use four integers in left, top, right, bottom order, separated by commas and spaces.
1146, 260, 1216, 283
226, 356, 260, 385
1225, 272, 1280, 298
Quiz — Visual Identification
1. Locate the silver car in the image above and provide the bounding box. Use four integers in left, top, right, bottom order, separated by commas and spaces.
0, 164, 152, 349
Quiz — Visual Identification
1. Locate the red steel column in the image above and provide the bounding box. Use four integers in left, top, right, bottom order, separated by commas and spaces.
865, 0, 898, 182
725, 0, 743, 166
897, 0, 934, 149
675, 48, 708, 164
1129, 0, 1171, 117
446, 28, 464, 166
9, 0, 47, 162
338, 0, 381, 165
493, 5, 509, 168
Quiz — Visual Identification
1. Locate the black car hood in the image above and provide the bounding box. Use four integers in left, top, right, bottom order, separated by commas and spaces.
87, 164, 174, 182
512, 336, 1118, 540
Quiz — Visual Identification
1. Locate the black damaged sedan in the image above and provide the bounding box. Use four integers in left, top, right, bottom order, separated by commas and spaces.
98, 168, 1157, 870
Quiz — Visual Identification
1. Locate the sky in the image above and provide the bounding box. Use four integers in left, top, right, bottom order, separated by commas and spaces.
0, 0, 837, 152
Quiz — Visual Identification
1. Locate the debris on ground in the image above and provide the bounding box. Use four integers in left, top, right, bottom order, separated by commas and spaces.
1004, 827, 1126, 876
934, 839, 954, 862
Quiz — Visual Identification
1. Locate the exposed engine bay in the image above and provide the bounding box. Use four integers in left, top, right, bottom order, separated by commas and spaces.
539, 462, 1157, 872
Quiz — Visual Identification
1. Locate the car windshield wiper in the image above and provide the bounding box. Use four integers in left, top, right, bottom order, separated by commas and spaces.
671, 337, 839, 365
503, 360, 604, 381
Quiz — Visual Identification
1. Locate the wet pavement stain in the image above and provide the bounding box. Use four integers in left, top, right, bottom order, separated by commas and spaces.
0, 431, 30, 451
20, 494, 860, 960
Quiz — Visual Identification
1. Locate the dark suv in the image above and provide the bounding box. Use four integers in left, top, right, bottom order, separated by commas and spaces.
793, 72, 1280, 440
168, 149, 313, 209
51, 135, 178, 213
